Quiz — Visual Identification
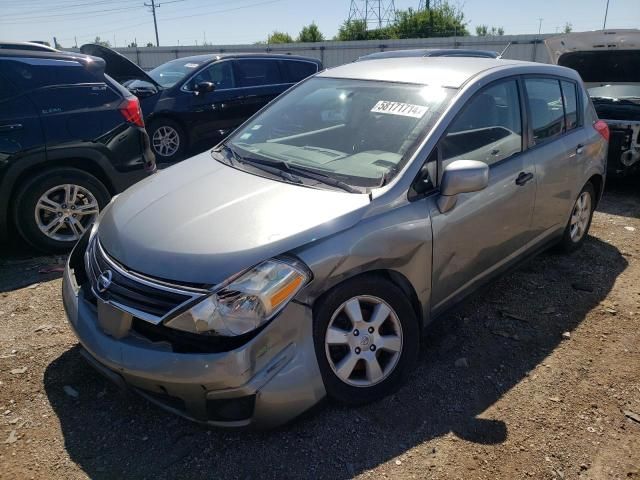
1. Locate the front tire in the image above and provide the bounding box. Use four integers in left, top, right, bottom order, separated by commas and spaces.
13, 168, 109, 252
559, 182, 595, 253
148, 118, 185, 163
313, 276, 419, 406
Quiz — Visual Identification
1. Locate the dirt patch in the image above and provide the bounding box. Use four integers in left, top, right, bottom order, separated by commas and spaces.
1, 182, 639, 480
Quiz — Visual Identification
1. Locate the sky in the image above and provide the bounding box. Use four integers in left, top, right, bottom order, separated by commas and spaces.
1, 0, 638, 48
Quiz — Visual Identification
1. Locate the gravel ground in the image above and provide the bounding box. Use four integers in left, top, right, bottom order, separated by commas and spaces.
1, 182, 639, 480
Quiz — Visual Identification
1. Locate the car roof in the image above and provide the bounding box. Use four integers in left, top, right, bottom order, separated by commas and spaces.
359, 48, 500, 60
0, 41, 59, 52
319, 57, 576, 88
0, 48, 93, 63
166, 53, 322, 64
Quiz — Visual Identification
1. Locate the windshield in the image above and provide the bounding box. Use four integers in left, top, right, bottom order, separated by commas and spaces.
226, 77, 455, 188
148, 58, 205, 87
589, 84, 640, 99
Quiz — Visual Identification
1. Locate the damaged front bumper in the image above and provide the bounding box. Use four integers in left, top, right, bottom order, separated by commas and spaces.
62, 255, 326, 429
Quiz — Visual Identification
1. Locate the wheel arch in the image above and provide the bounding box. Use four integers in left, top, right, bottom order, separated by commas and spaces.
311, 269, 425, 333
587, 173, 604, 207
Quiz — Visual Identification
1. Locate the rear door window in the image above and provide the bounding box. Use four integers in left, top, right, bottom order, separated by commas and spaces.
233, 59, 282, 88
441, 78, 522, 167
281, 60, 318, 83
561, 80, 579, 131
524, 78, 564, 145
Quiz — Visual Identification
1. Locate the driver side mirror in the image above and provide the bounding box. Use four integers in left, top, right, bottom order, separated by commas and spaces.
194, 81, 215, 94
437, 160, 489, 213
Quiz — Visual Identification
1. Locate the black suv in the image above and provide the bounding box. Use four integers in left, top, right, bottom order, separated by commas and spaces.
81, 45, 323, 162
0, 49, 155, 252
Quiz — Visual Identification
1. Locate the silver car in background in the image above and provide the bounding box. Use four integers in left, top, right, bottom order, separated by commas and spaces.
63, 57, 608, 428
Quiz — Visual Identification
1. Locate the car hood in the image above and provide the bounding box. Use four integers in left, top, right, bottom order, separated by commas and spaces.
97, 152, 371, 285
80, 43, 161, 88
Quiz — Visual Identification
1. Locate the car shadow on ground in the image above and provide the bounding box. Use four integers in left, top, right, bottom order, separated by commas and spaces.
596, 178, 640, 219
0, 238, 66, 292
43, 235, 627, 480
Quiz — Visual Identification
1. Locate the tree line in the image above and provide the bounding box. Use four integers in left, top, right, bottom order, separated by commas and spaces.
264, 2, 507, 44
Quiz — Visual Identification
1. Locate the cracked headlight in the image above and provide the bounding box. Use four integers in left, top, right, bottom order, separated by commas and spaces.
164, 258, 311, 336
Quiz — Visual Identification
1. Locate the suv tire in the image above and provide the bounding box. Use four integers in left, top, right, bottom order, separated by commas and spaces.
14, 168, 110, 252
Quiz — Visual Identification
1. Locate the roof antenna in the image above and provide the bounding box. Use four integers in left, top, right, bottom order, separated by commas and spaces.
499, 42, 512, 58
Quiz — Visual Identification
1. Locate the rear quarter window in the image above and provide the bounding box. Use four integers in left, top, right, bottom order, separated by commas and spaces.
1, 58, 102, 91
561, 80, 580, 131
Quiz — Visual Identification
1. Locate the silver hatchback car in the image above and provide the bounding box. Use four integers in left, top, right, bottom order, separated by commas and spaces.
63, 57, 608, 428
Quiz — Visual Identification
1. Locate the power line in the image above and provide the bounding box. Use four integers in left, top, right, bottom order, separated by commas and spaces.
2, 0, 137, 17
160, 0, 284, 22
1, 5, 146, 23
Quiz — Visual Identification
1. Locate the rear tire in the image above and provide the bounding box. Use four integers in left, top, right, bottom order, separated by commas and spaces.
559, 182, 595, 253
313, 276, 419, 406
13, 168, 110, 252
148, 118, 186, 163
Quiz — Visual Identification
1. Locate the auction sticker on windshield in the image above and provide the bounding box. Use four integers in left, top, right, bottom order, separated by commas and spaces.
371, 101, 429, 118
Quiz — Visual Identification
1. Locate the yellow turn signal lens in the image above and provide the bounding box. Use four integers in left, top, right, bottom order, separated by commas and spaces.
269, 274, 303, 309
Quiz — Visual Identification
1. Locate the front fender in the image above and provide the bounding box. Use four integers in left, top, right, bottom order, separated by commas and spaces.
293, 198, 433, 329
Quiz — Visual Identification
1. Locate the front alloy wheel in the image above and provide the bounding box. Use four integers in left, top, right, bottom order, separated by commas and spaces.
314, 276, 419, 405
325, 296, 403, 387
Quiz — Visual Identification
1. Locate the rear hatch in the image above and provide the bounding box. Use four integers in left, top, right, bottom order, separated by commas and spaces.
545, 29, 640, 88
80, 44, 160, 87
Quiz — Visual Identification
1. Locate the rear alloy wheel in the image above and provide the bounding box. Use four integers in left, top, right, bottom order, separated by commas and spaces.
314, 276, 419, 405
14, 168, 109, 252
559, 182, 595, 253
148, 119, 185, 163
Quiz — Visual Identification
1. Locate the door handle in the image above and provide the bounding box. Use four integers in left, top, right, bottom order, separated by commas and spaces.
0, 124, 23, 132
515, 171, 534, 186
575, 144, 584, 155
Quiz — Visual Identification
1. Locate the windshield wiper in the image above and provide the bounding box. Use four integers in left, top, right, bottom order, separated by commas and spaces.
267, 160, 360, 193
216, 143, 360, 193
236, 155, 360, 193
216, 144, 304, 184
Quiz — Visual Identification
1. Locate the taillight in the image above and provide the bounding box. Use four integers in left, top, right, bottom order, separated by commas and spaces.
594, 120, 610, 142
119, 97, 144, 127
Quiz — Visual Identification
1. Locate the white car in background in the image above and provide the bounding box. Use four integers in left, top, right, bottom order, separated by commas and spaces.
546, 29, 640, 176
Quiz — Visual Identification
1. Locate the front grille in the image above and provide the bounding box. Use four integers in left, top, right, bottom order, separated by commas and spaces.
85, 239, 206, 323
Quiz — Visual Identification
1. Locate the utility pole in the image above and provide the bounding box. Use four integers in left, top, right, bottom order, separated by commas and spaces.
537, 18, 543, 34
603, 0, 610, 29
144, 0, 160, 46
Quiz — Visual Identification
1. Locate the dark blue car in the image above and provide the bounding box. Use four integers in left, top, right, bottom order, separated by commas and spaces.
81, 45, 322, 162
